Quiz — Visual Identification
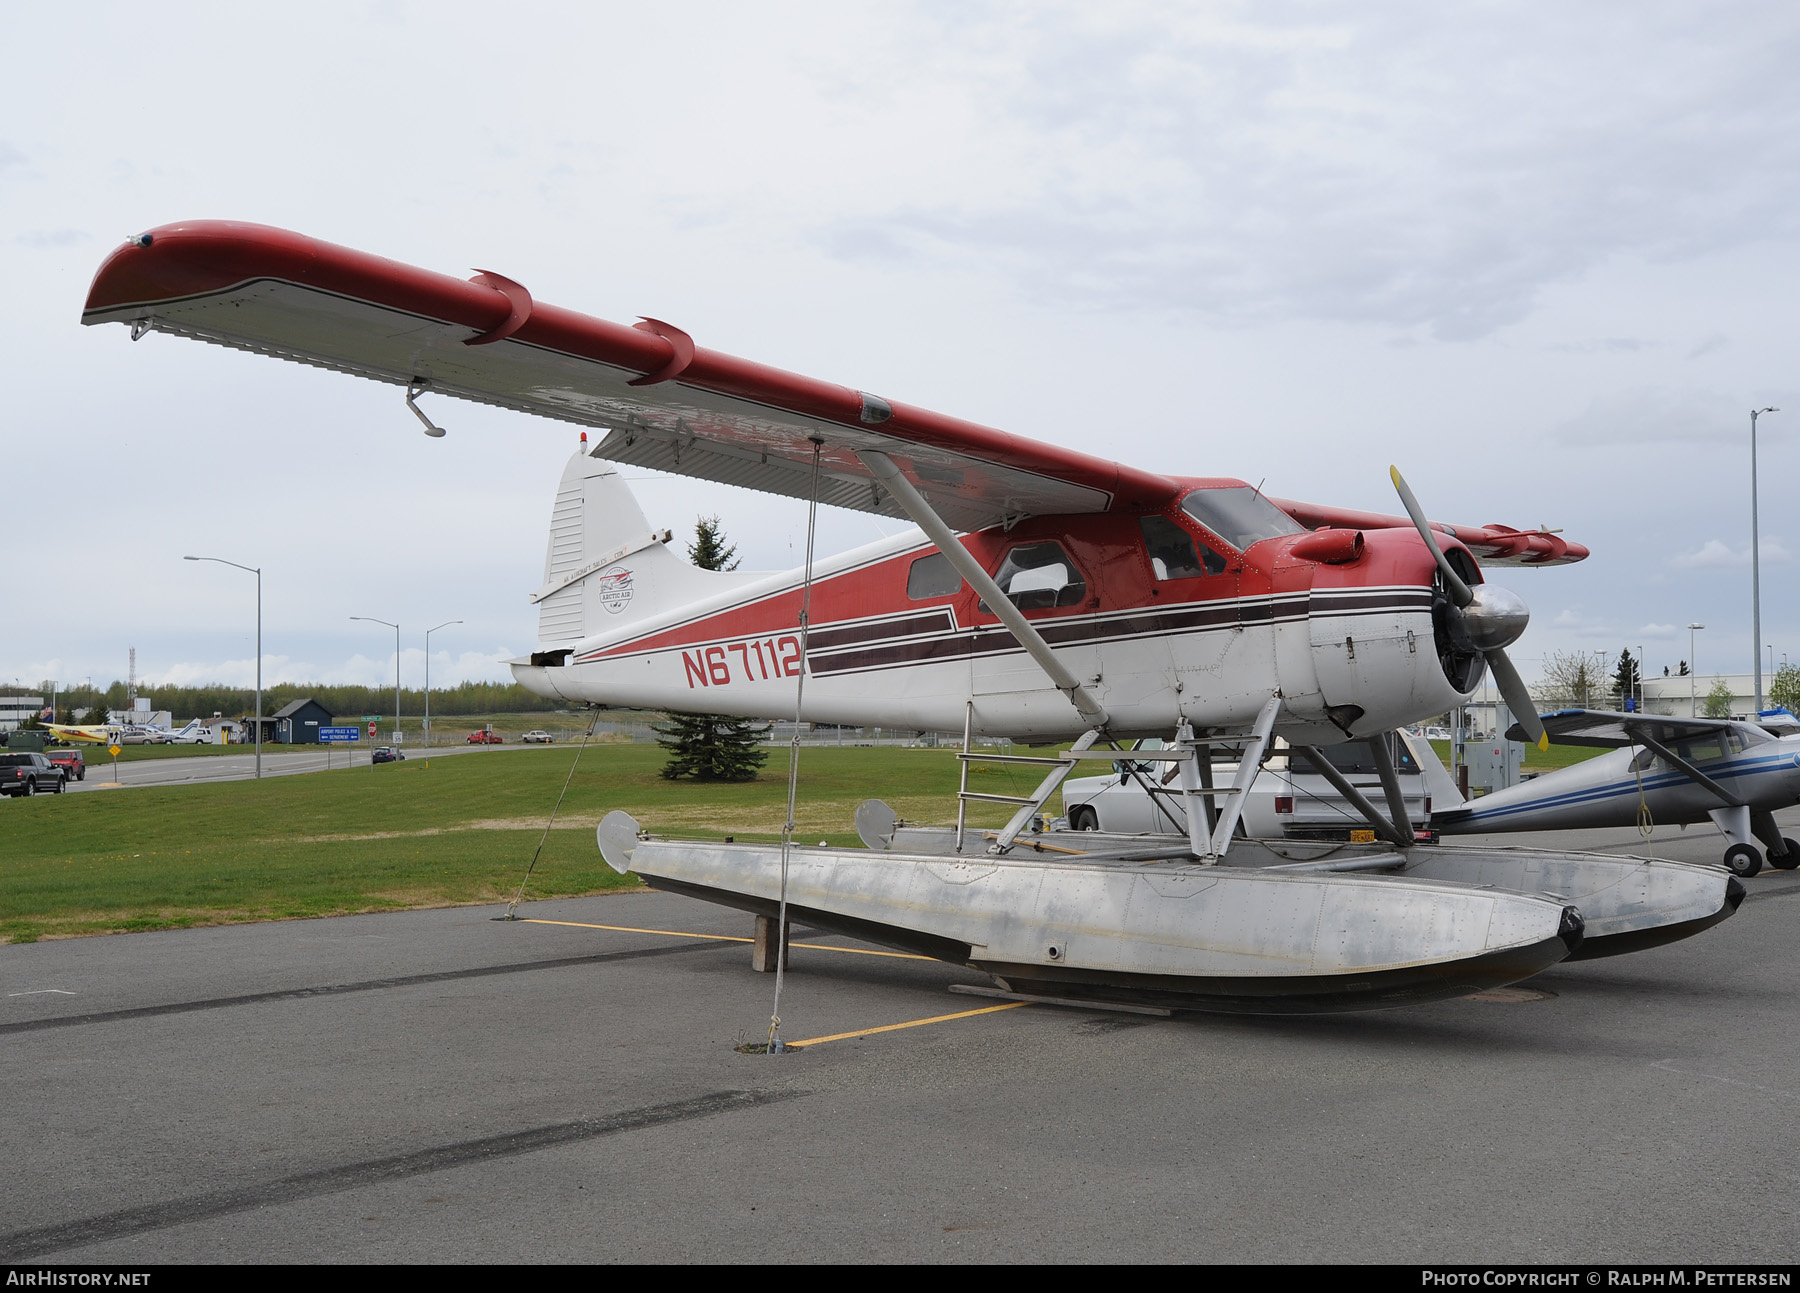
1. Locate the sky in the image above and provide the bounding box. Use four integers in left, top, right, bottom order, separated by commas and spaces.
4, 1, 1799, 697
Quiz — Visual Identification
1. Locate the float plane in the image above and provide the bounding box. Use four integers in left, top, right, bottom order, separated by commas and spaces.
81, 221, 1742, 1011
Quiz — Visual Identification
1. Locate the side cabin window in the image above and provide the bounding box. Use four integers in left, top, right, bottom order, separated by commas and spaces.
1139, 514, 1227, 580
906, 552, 962, 600
1673, 735, 1727, 764
1179, 486, 1305, 552
979, 541, 1087, 612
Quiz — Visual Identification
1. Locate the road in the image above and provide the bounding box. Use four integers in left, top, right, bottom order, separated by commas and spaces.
58, 740, 517, 792
1, 811, 1796, 1263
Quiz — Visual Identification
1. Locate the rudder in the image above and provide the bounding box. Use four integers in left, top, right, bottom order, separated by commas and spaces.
532, 445, 760, 645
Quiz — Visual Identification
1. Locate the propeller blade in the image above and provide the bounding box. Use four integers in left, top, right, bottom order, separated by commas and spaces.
1486, 647, 1548, 751
1389, 466, 1473, 608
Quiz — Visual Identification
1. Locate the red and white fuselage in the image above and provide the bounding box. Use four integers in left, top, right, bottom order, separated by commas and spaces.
513, 452, 1469, 745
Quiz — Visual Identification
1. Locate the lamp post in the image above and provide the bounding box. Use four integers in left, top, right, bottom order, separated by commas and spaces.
187, 555, 262, 778
1751, 407, 1778, 712
350, 616, 400, 746
1688, 622, 1705, 718
423, 619, 462, 748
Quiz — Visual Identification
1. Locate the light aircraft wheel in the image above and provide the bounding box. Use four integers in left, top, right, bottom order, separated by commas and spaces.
1772, 839, 1800, 871
1724, 843, 1763, 878
1069, 806, 1099, 832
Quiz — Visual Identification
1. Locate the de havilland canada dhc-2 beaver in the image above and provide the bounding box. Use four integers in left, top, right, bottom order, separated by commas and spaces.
83, 221, 1744, 1012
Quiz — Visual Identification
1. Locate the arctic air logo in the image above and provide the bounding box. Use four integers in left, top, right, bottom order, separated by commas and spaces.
596, 566, 634, 614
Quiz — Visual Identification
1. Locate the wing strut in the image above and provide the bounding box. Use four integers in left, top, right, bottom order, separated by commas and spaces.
1629, 730, 1745, 807
858, 450, 1109, 730
1293, 745, 1413, 849
1368, 735, 1416, 840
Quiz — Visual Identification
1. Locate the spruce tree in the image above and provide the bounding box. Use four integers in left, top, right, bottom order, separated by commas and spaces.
688, 515, 739, 572
1612, 649, 1640, 710
656, 515, 769, 781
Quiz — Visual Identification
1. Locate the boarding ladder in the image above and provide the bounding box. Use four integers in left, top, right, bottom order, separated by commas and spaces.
956, 697, 1283, 862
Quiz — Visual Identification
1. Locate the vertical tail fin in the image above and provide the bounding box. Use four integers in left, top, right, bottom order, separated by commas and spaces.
531, 445, 761, 646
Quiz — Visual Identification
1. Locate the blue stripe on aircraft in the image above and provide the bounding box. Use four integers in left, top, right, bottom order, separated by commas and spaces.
1453, 751, 1800, 823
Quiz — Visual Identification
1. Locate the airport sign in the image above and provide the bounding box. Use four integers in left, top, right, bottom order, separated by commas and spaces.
319, 726, 361, 744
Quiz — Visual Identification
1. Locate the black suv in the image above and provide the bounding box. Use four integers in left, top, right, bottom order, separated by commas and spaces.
1, 752, 67, 796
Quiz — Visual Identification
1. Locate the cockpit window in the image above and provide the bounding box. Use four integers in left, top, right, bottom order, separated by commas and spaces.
1180, 487, 1306, 552
906, 552, 962, 600
1139, 515, 1227, 579
980, 541, 1087, 611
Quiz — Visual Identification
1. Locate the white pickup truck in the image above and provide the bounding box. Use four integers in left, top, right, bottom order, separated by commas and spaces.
1061, 731, 1462, 840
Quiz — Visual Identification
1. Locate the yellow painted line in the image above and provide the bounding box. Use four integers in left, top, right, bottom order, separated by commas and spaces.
521, 918, 748, 943
785, 1001, 1029, 1049
518, 918, 931, 960
791, 942, 929, 961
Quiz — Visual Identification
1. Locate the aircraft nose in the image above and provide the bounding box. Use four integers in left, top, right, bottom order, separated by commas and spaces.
1460, 583, 1529, 653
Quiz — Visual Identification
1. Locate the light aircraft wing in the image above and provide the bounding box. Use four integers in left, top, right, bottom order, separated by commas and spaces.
1505, 709, 1744, 749
84, 222, 1592, 551
1271, 499, 1586, 567
82, 222, 1177, 533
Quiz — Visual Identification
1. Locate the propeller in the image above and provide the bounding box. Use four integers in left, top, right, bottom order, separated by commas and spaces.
1390, 466, 1548, 751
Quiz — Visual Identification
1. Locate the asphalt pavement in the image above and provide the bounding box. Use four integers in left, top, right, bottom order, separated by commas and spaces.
2, 806, 1797, 1264
57, 740, 513, 792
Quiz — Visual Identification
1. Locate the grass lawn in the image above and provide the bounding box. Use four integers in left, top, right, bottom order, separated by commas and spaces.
0, 744, 1026, 944
1426, 739, 1604, 775
0, 734, 1607, 945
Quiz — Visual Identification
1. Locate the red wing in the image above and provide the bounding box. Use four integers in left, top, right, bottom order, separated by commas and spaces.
83, 221, 1177, 533
1269, 498, 1588, 566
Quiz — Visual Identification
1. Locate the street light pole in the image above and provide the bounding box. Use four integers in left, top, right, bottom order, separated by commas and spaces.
1751, 408, 1778, 712
350, 617, 401, 747
187, 555, 262, 778
1688, 622, 1705, 718
423, 619, 462, 748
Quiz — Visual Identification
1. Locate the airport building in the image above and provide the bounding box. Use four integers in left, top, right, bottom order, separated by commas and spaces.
1639, 672, 1781, 719
0, 694, 46, 733
271, 698, 335, 744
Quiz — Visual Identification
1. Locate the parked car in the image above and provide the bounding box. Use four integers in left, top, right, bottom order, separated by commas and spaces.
1062, 733, 1457, 842
467, 730, 504, 745
46, 749, 85, 781
1, 752, 66, 796
372, 746, 405, 764
521, 730, 554, 744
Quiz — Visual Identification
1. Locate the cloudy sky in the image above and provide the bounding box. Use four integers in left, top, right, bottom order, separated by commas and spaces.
4, 1, 1798, 697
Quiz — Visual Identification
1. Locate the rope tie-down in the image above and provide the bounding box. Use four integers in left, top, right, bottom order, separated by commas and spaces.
500, 709, 602, 920
765, 439, 825, 1055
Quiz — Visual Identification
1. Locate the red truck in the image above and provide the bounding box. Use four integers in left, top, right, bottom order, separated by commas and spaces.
466, 729, 504, 745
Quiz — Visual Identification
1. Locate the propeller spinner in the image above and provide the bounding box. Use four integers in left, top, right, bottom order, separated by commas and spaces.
1389, 466, 1548, 750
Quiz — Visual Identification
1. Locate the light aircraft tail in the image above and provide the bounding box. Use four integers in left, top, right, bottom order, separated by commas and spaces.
1403, 731, 1466, 807
530, 442, 762, 648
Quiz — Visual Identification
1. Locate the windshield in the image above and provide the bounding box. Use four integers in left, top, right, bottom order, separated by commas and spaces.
1180, 487, 1305, 552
